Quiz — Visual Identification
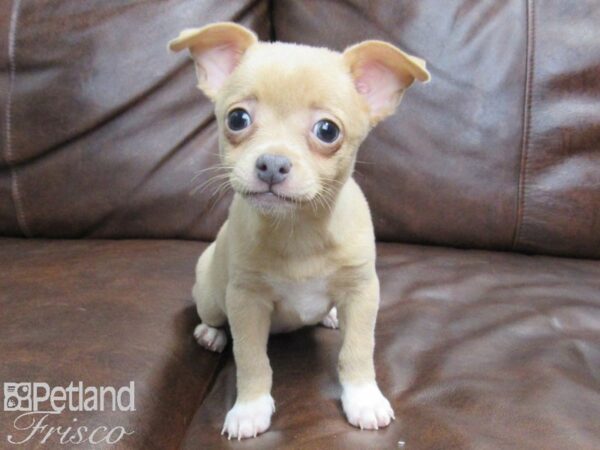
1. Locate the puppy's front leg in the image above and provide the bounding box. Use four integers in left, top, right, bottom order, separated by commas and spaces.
337, 276, 395, 430
222, 284, 274, 440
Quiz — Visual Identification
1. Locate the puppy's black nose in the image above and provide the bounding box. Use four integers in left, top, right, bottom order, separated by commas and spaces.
255, 154, 292, 186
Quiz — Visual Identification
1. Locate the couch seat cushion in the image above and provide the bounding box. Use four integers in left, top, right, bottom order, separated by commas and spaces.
182, 243, 600, 449
0, 238, 218, 450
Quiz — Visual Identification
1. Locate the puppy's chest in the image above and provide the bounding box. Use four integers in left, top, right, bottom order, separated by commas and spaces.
268, 276, 331, 331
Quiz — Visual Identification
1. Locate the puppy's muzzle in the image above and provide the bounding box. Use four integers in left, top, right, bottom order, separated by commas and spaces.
255, 154, 292, 186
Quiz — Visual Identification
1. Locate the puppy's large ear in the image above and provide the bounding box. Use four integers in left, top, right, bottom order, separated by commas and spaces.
343, 40, 430, 124
168, 22, 258, 100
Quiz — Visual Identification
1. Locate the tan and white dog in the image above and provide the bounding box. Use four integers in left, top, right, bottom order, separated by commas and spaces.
169, 22, 429, 440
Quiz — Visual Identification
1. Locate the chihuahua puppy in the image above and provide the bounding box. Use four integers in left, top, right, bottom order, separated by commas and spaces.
169, 22, 429, 440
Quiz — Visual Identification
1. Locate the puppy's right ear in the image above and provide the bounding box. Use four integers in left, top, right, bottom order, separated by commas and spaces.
168, 22, 258, 100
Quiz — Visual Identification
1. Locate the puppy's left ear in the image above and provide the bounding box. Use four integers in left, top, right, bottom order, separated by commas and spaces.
168, 22, 258, 100
343, 40, 430, 124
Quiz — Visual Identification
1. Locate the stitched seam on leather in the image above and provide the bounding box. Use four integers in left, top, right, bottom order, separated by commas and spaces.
196, 352, 228, 408
175, 352, 229, 448
5, 0, 31, 237
512, 0, 535, 249
268, 0, 276, 41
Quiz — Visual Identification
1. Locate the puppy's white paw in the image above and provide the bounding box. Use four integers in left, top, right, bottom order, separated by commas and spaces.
193, 323, 227, 353
341, 382, 395, 430
320, 307, 339, 329
222, 395, 275, 440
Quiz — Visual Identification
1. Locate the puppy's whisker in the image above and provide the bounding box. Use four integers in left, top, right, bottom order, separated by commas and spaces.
203, 151, 225, 158
308, 197, 318, 215
191, 172, 230, 190
205, 180, 233, 216
314, 193, 328, 213
316, 188, 335, 214
193, 171, 231, 184
336, 154, 375, 165
190, 173, 231, 196
213, 174, 234, 195
319, 175, 344, 182
191, 164, 233, 182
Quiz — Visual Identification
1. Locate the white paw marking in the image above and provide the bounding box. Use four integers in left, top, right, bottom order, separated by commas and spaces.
222, 394, 275, 440
193, 324, 227, 353
341, 382, 395, 430
320, 307, 339, 329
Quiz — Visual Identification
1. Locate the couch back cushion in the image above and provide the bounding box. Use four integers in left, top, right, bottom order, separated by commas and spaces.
273, 0, 600, 259
1, 0, 599, 258
0, 0, 268, 241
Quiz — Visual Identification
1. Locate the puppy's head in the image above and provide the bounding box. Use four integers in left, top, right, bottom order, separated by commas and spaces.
169, 23, 430, 215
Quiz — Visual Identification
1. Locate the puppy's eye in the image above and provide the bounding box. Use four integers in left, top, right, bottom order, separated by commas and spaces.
227, 108, 252, 131
312, 119, 340, 144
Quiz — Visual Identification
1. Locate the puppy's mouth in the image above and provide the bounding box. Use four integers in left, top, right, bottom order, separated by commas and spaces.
244, 190, 297, 202
241, 190, 302, 208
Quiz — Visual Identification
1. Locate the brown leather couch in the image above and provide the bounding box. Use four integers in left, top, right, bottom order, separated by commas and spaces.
1, 1, 599, 449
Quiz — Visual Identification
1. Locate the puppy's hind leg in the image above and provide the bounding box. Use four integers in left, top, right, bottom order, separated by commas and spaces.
193, 286, 228, 352
193, 243, 228, 353
320, 307, 339, 329
193, 323, 227, 353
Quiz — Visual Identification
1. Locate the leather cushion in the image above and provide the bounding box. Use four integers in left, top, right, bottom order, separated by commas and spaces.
0, 238, 218, 450
182, 242, 600, 449
273, 0, 600, 259
1, 0, 598, 256
0, 0, 268, 241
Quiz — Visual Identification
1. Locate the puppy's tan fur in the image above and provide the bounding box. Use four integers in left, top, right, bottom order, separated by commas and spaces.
169, 23, 429, 440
